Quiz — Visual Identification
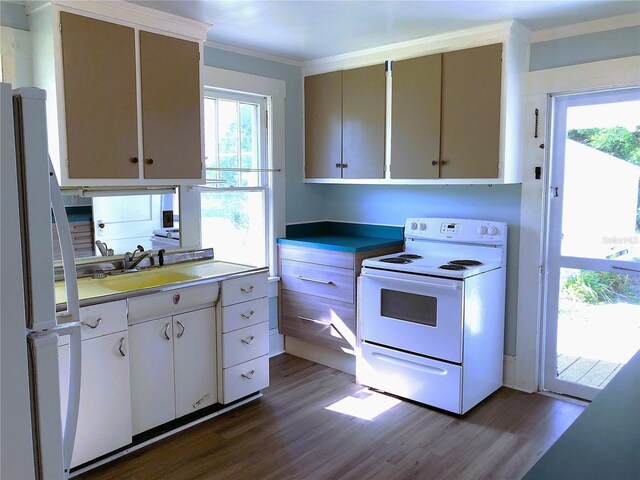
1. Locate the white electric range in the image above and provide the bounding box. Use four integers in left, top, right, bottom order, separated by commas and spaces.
357, 217, 508, 414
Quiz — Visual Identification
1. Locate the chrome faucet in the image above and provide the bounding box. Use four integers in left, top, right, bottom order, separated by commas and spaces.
124, 245, 153, 270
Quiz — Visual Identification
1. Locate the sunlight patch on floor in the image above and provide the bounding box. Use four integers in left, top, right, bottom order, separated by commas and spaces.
325, 388, 401, 421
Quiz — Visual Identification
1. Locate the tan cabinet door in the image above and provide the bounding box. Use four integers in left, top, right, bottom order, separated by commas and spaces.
60, 12, 138, 179
440, 43, 502, 179
304, 71, 343, 178
342, 64, 385, 179
391, 55, 441, 179
139, 31, 202, 180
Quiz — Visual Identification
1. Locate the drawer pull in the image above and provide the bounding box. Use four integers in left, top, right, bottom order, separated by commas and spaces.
192, 393, 210, 409
81, 317, 102, 329
297, 315, 329, 326
296, 275, 334, 285
163, 322, 171, 341
241, 335, 255, 345
176, 320, 185, 339
240, 285, 254, 294
241, 370, 256, 380
241, 310, 255, 320
118, 337, 126, 357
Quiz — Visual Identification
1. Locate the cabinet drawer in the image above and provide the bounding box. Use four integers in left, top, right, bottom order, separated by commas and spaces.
222, 297, 268, 333
281, 291, 355, 351
281, 259, 354, 303
279, 244, 353, 269
222, 322, 269, 368
221, 355, 269, 404
221, 272, 268, 307
128, 282, 219, 324
79, 300, 127, 340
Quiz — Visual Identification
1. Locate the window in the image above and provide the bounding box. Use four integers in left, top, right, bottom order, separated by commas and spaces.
201, 89, 270, 268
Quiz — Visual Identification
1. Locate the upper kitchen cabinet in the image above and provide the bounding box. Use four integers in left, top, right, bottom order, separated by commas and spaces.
439, 44, 502, 179
28, 1, 210, 186
304, 21, 529, 184
305, 64, 385, 180
390, 54, 442, 179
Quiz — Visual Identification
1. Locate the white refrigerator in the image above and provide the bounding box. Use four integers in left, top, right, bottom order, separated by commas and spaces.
1, 83, 82, 479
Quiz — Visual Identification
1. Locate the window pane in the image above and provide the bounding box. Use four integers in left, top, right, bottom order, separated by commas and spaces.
561, 99, 640, 261
201, 190, 266, 267
240, 102, 259, 187
204, 98, 217, 170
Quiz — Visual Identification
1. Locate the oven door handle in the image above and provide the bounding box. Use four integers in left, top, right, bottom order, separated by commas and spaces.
362, 273, 460, 290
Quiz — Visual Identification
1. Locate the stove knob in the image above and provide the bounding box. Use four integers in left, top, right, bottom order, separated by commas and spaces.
410, 222, 418, 230
478, 226, 488, 235
489, 226, 499, 236
419, 223, 427, 231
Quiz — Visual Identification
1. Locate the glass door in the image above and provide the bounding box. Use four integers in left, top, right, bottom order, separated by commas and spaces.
543, 87, 640, 400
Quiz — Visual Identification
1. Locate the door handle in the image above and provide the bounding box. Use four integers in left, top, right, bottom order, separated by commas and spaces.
241, 336, 255, 345
118, 337, 126, 357
163, 322, 171, 340
176, 320, 185, 338
81, 317, 102, 329
241, 285, 254, 294
241, 310, 255, 320
241, 370, 256, 379
296, 275, 334, 285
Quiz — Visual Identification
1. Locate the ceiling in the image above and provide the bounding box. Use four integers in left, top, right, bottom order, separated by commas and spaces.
129, 1, 639, 62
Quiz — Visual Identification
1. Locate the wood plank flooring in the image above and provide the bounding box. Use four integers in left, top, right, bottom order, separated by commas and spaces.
77, 354, 584, 480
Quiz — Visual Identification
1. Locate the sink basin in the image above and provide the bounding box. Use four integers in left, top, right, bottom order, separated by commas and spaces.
99, 270, 201, 292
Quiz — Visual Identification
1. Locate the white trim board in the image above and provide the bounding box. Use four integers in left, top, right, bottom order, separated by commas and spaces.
514, 55, 640, 393
302, 20, 530, 76
204, 40, 302, 67
531, 12, 640, 43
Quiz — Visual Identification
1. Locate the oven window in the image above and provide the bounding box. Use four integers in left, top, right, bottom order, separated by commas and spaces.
381, 289, 437, 327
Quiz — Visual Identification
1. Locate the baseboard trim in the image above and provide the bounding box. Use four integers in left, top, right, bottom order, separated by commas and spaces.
269, 328, 284, 357
503, 354, 516, 388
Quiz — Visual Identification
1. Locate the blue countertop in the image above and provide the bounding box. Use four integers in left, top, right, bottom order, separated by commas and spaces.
277, 222, 404, 253
524, 348, 640, 480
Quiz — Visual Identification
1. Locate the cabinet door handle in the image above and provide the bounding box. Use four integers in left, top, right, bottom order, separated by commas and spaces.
241, 370, 256, 380
240, 285, 254, 294
241, 335, 255, 345
81, 317, 102, 329
145, 158, 154, 165
335, 163, 341, 168
296, 275, 334, 285
241, 310, 255, 320
431, 160, 438, 166
118, 337, 126, 357
342, 163, 348, 168
163, 322, 171, 340
440, 160, 447, 166
297, 315, 329, 326
176, 320, 185, 338
192, 393, 210, 409
130, 157, 138, 164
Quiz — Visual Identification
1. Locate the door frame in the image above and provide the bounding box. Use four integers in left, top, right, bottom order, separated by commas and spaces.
541, 86, 640, 400
513, 56, 640, 394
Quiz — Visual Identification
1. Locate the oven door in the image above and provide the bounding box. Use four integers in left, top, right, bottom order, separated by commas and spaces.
360, 269, 463, 363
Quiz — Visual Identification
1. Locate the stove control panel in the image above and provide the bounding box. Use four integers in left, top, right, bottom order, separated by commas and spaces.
405, 218, 506, 244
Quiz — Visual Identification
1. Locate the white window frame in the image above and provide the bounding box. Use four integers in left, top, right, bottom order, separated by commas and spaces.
179, 66, 285, 277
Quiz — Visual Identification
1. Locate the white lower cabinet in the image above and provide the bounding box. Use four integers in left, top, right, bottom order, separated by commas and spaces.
219, 272, 270, 404
129, 305, 217, 435
58, 301, 132, 468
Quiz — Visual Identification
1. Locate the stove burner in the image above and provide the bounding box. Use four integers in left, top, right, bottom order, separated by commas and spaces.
398, 254, 423, 259
439, 264, 467, 271
380, 257, 412, 264
449, 259, 483, 266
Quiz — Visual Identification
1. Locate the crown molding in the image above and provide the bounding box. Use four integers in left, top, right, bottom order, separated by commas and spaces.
204, 40, 302, 67
531, 12, 640, 43
302, 20, 528, 76
26, 0, 211, 40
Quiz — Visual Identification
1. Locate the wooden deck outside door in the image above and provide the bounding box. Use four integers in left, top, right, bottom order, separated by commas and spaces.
60, 12, 138, 179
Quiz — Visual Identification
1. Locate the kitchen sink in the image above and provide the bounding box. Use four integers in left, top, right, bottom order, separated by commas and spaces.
98, 269, 201, 292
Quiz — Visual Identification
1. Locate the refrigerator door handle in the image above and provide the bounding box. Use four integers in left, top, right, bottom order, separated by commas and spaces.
49, 158, 81, 475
